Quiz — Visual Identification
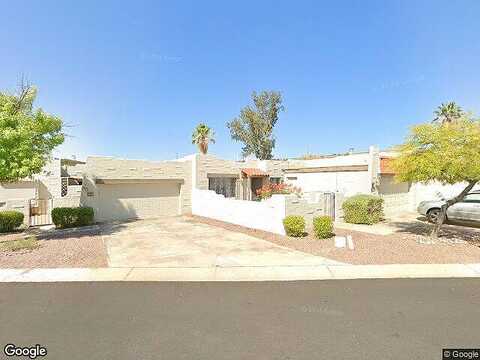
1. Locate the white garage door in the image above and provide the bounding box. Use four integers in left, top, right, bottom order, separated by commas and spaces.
96, 181, 180, 222
285, 171, 371, 196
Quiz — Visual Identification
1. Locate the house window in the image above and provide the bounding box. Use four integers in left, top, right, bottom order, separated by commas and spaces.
270, 177, 282, 185
68, 178, 83, 186
208, 177, 237, 198
61, 178, 68, 197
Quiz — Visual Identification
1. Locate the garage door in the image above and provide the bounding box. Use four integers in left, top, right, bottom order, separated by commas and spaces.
96, 181, 180, 222
285, 171, 370, 196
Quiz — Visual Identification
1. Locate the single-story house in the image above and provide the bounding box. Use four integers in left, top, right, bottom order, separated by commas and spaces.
1, 146, 474, 230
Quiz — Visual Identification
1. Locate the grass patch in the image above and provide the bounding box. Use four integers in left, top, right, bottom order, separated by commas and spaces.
0, 236, 40, 252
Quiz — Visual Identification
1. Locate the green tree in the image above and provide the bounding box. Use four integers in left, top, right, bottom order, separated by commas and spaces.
227, 90, 284, 160
191, 123, 215, 154
433, 101, 464, 124
393, 114, 480, 237
0, 81, 65, 182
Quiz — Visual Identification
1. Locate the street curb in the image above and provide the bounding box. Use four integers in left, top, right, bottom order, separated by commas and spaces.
1, 264, 480, 282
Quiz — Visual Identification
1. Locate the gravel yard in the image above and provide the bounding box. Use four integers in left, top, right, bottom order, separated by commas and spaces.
0, 226, 108, 268
191, 216, 480, 265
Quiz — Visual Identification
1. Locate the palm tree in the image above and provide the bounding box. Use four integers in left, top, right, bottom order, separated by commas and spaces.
433, 102, 464, 124
192, 123, 215, 154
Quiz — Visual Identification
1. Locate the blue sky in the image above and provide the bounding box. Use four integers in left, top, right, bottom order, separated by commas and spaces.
2, 0, 479, 161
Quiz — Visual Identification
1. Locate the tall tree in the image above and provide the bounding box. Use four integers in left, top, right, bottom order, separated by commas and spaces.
227, 91, 284, 160
191, 123, 215, 154
393, 113, 480, 238
433, 101, 464, 124
0, 80, 65, 182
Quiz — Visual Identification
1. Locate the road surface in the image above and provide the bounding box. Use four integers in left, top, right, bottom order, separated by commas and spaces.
1, 279, 479, 359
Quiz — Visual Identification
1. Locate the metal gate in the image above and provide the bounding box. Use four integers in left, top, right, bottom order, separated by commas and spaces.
29, 199, 53, 226
323, 192, 336, 219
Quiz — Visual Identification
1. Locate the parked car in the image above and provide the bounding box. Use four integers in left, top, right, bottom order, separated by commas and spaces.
417, 191, 480, 223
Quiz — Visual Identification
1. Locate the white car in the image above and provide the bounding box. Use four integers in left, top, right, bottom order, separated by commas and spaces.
417, 191, 480, 223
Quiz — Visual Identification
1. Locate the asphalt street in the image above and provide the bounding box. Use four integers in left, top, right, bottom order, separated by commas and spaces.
1, 279, 479, 360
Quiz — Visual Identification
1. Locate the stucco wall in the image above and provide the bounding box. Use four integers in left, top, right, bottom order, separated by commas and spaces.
195, 154, 242, 190
0, 182, 36, 202
35, 158, 62, 199
288, 152, 370, 169
83, 156, 192, 218
0, 199, 30, 225
285, 193, 330, 224
53, 196, 82, 209
192, 189, 287, 235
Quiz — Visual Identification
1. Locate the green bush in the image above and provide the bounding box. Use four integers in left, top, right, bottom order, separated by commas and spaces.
313, 216, 333, 239
283, 215, 306, 237
51, 207, 94, 229
342, 194, 384, 225
0, 211, 24, 233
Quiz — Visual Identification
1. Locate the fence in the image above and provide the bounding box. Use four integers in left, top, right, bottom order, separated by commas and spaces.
192, 189, 338, 235
29, 199, 53, 226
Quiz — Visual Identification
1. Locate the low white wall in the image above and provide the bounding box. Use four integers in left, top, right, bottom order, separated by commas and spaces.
192, 189, 286, 235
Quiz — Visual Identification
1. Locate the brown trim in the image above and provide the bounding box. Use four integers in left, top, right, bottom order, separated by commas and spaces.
207, 173, 239, 178
95, 178, 184, 184
284, 165, 368, 173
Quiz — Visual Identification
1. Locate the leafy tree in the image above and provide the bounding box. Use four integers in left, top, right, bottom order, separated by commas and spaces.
227, 90, 284, 160
433, 101, 464, 124
191, 123, 215, 154
393, 114, 480, 237
0, 81, 64, 182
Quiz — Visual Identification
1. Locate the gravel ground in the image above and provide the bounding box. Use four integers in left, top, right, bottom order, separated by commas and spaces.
0, 227, 108, 268
190, 216, 480, 264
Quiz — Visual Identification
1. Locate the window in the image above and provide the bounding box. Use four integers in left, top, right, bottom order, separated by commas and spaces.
462, 193, 480, 203
68, 178, 83, 186
270, 177, 282, 185
61, 178, 68, 197
208, 177, 237, 198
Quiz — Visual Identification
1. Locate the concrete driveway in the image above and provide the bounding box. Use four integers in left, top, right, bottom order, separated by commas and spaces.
101, 217, 341, 268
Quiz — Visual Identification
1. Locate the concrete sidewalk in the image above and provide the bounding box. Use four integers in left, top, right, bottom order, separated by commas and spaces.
1, 263, 480, 282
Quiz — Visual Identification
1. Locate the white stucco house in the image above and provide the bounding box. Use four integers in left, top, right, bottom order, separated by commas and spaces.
0, 145, 471, 232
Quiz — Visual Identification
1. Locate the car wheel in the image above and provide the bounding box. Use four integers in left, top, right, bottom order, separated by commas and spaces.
427, 208, 442, 223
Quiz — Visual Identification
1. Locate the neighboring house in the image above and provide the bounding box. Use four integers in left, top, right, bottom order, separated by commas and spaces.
1, 146, 471, 228
0, 158, 85, 225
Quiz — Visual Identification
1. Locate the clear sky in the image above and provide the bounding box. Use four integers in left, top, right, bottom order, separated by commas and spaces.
2, 0, 479, 161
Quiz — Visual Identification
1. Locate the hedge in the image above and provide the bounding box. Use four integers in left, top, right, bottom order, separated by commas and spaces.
0, 211, 24, 233
283, 215, 306, 237
342, 194, 384, 225
313, 216, 333, 239
51, 207, 94, 229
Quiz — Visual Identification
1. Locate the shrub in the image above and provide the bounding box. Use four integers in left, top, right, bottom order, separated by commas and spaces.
257, 183, 302, 200
51, 207, 94, 229
313, 216, 333, 239
342, 194, 384, 225
0, 211, 24, 233
283, 215, 306, 237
